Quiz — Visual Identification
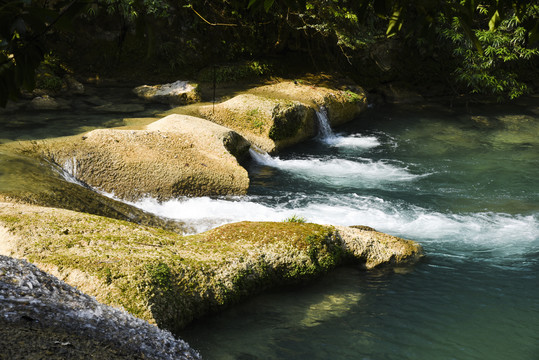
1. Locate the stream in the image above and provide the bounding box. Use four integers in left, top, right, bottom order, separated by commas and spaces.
1, 95, 538, 359
145, 104, 538, 360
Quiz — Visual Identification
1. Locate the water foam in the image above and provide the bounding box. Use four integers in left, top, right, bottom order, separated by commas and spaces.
249, 149, 422, 187
131, 194, 538, 259
315, 108, 380, 149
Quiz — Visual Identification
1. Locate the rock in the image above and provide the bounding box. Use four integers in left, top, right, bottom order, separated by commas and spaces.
199, 93, 315, 153
0, 255, 201, 359
0, 147, 189, 233
134, 80, 201, 105
249, 80, 368, 127
33, 117, 250, 201
29, 95, 70, 110
0, 203, 423, 332
198, 81, 368, 153
64, 75, 85, 95
147, 114, 251, 162
376, 83, 424, 104
94, 103, 145, 113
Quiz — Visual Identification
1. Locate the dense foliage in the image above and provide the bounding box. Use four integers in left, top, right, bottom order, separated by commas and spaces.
1, 0, 538, 106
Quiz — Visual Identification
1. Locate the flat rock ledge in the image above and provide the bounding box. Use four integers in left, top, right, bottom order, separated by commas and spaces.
31, 114, 250, 201
0, 255, 201, 360
198, 81, 367, 153
0, 202, 423, 334
134, 80, 201, 105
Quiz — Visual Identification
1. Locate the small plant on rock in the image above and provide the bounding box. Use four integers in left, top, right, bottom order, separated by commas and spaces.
283, 214, 307, 223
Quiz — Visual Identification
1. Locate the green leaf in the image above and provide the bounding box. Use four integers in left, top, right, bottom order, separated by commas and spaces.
386, 6, 403, 37
489, 10, 501, 31
263, 0, 273, 12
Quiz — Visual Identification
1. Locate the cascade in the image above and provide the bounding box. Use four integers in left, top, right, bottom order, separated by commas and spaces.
315, 107, 335, 140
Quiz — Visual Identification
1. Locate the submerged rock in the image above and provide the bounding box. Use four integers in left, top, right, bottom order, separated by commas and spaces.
134, 80, 201, 105
29, 115, 250, 201
94, 103, 145, 113
0, 203, 423, 333
29, 95, 70, 110
0, 255, 201, 359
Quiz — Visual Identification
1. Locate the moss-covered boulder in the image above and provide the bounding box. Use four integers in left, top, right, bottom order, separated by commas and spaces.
199, 94, 315, 153
27, 116, 250, 201
0, 202, 423, 333
0, 148, 187, 233
248, 80, 368, 127
133, 81, 201, 105
197, 80, 367, 153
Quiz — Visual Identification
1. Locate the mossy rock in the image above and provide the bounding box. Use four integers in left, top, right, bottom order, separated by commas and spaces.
0, 148, 187, 233
18, 118, 250, 201
248, 80, 368, 127
199, 94, 315, 154
133, 81, 201, 105
0, 203, 423, 333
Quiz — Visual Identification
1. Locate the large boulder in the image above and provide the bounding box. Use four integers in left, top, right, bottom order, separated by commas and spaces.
33, 115, 250, 201
199, 94, 315, 153
133, 80, 201, 105
0, 147, 188, 233
198, 81, 368, 153
248, 80, 368, 127
0, 202, 423, 332
0, 255, 201, 359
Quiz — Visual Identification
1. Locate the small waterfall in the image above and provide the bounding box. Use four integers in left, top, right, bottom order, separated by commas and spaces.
315, 107, 381, 149
315, 107, 335, 140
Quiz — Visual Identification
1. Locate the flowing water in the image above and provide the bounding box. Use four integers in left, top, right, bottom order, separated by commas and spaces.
2, 97, 539, 359
141, 103, 538, 360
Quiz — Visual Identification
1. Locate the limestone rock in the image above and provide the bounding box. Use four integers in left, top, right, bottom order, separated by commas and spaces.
0, 255, 201, 359
133, 80, 201, 105
199, 93, 315, 153
249, 80, 368, 127
36, 117, 250, 201
29, 95, 70, 110
335, 225, 423, 269
0, 203, 423, 332
147, 114, 251, 162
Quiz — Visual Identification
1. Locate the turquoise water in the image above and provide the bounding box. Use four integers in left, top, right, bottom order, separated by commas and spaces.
173, 102, 539, 359
2, 96, 538, 359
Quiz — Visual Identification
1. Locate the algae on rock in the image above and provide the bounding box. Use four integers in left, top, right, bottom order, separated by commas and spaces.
0, 202, 423, 333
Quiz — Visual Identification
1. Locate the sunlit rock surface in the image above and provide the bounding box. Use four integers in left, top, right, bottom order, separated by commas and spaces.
134, 80, 201, 105
200, 93, 314, 153
29, 117, 250, 201
0, 203, 423, 332
198, 80, 367, 153
0, 255, 201, 359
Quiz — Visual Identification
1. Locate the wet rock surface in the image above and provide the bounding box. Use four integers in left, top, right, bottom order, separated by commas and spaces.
0, 255, 201, 359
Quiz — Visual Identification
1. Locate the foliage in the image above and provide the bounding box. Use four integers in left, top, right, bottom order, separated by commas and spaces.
1, 0, 539, 106
284, 214, 307, 223
197, 61, 271, 83
441, 10, 539, 100
35, 53, 66, 92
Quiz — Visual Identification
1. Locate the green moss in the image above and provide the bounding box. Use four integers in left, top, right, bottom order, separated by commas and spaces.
268, 104, 304, 141
342, 90, 363, 103
0, 208, 353, 331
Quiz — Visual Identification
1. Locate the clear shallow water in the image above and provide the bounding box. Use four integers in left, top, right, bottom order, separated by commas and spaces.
152, 103, 539, 359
